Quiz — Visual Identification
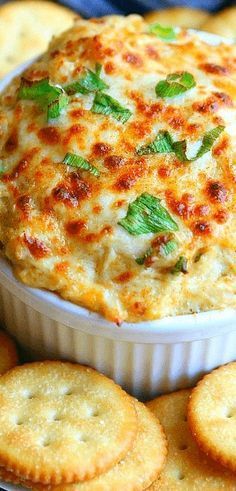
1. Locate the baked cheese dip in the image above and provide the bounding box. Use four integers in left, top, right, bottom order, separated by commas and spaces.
0, 15, 235, 323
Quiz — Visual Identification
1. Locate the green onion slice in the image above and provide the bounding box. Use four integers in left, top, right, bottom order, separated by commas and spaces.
137, 131, 173, 156
137, 126, 225, 161
91, 92, 132, 123
156, 72, 196, 99
193, 126, 225, 160
62, 153, 100, 177
18, 78, 68, 121
65, 64, 108, 95
135, 247, 153, 265
47, 93, 69, 120
148, 23, 176, 41
18, 78, 60, 104
136, 238, 178, 265
118, 193, 179, 236
160, 239, 178, 256
171, 256, 188, 274
0, 160, 5, 175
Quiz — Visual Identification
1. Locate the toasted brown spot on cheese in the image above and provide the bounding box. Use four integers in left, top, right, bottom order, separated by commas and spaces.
63, 124, 85, 146
212, 135, 229, 156
3, 148, 39, 181
93, 205, 102, 214
38, 127, 60, 145
167, 192, 193, 220
54, 261, 69, 274
92, 142, 112, 156
24, 69, 49, 81
145, 45, 159, 60
5, 129, 18, 153
199, 63, 229, 76
214, 209, 229, 224
104, 155, 125, 171
193, 221, 212, 235
104, 61, 116, 74
206, 180, 228, 203
65, 220, 87, 235
69, 109, 85, 119
123, 52, 143, 67
194, 204, 210, 217
23, 234, 50, 259
214, 91, 233, 106
16, 195, 32, 218
114, 271, 133, 283
132, 301, 146, 315
193, 96, 219, 114
193, 91, 233, 114
114, 161, 146, 191
82, 225, 112, 243
53, 174, 91, 207
158, 165, 172, 179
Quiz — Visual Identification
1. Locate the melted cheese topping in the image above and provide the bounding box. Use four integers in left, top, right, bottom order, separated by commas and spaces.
0, 15, 236, 323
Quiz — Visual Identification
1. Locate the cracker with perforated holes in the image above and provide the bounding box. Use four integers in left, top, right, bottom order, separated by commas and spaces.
188, 362, 236, 474
0, 399, 167, 491
0, 1, 78, 78
0, 330, 18, 375
0, 361, 137, 485
147, 389, 236, 490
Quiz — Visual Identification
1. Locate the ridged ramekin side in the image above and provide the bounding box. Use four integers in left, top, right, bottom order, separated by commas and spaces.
0, 284, 236, 399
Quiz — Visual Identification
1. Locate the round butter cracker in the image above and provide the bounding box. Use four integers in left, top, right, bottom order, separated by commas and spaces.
0, 399, 167, 491
147, 389, 236, 490
0, 330, 18, 375
0, 361, 137, 485
0, 1, 78, 78
188, 362, 236, 474
202, 8, 236, 39
144, 7, 210, 29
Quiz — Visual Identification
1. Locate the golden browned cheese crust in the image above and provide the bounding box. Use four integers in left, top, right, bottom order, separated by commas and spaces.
0, 15, 235, 323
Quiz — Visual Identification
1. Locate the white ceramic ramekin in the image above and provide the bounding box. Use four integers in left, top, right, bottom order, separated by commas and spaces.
0, 33, 235, 400
0, 257, 236, 399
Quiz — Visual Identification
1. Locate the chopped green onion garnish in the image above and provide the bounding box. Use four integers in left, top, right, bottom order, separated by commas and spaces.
136, 238, 178, 265
62, 153, 100, 177
0, 160, 5, 175
118, 193, 179, 236
160, 239, 178, 256
137, 126, 225, 161
18, 78, 60, 104
18, 78, 68, 121
171, 256, 188, 274
193, 126, 225, 160
95, 63, 102, 76
173, 126, 225, 162
47, 92, 69, 120
65, 64, 108, 95
194, 252, 202, 263
136, 247, 153, 265
148, 23, 176, 41
137, 131, 173, 155
156, 72, 196, 99
91, 92, 132, 123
